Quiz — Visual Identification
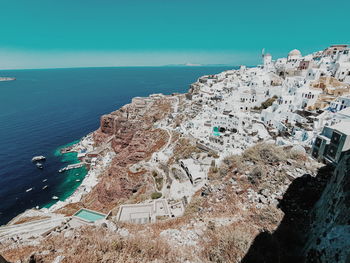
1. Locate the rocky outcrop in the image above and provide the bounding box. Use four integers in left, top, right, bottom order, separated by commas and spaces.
241, 151, 350, 263
241, 165, 333, 263
304, 153, 350, 262
76, 96, 172, 212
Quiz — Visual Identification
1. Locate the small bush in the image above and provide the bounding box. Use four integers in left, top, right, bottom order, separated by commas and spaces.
202, 224, 252, 262
155, 177, 163, 190
248, 165, 265, 184
209, 166, 219, 176
221, 154, 247, 174
151, 192, 162, 199
183, 195, 203, 216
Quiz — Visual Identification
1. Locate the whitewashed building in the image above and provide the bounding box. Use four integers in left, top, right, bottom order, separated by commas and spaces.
329, 95, 350, 112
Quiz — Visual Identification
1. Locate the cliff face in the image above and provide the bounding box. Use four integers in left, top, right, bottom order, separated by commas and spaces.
304, 153, 350, 262
241, 164, 332, 263
77, 95, 173, 213
241, 152, 350, 263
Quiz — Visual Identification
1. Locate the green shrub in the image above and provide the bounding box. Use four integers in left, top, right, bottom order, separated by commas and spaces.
155, 177, 163, 190
151, 192, 162, 199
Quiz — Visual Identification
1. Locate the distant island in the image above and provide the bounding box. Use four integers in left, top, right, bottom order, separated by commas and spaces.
0, 77, 16, 82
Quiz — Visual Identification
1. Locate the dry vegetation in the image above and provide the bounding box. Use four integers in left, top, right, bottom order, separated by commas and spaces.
201, 223, 255, 263
242, 143, 287, 164
56, 202, 85, 216
167, 138, 201, 165
1, 143, 318, 263
1, 246, 38, 263
30, 226, 183, 263
183, 193, 204, 217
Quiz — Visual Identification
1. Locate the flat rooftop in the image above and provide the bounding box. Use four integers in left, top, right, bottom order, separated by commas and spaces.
116, 199, 171, 224
330, 121, 350, 135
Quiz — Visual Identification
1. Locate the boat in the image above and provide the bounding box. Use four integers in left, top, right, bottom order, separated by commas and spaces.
31, 156, 46, 162
0, 77, 16, 82
36, 163, 43, 169
26, 188, 33, 192
52, 196, 59, 200
42, 185, 48, 190
58, 163, 84, 173
76, 179, 81, 182
42, 179, 47, 182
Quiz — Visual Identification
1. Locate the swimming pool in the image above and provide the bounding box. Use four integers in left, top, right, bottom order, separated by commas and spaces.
213, 126, 220, 136
74, 209, 106, 222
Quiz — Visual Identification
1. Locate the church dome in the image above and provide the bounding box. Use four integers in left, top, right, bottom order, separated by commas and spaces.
288, 49, 301, 57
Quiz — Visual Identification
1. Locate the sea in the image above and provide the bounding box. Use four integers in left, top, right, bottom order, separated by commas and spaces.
0, 66, 234, 225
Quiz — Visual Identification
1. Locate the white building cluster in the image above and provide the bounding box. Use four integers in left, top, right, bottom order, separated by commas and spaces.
176, 45, 350, 158
137, 44, 350, 222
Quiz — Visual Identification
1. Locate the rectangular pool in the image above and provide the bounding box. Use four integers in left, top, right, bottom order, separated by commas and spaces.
74, 209, 106, 222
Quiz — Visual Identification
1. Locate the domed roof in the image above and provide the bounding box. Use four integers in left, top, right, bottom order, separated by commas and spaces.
288, 49, 301, 57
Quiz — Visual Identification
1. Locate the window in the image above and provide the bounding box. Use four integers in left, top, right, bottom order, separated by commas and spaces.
331, 131, 341, 144
327, 145, 337, 159
315, 137, 322, 147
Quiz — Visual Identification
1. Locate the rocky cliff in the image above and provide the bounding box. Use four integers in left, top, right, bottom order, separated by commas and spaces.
304, 153, 350, 262
61, 95, 174, 214
241, 153, 350, 263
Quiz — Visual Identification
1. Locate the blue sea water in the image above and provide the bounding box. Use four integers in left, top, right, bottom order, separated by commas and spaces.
0, 66, 233, 225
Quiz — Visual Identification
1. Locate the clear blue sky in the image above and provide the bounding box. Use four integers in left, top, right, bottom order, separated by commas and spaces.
0, 0, 349, 69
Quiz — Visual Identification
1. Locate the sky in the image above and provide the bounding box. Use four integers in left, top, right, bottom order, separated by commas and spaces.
0, 0, 349, 69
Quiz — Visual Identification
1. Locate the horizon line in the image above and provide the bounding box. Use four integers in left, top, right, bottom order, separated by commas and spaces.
0, 64, 243, 71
